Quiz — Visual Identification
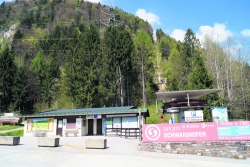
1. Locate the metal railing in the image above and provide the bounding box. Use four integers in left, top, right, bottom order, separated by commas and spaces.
106, 128, 141, 139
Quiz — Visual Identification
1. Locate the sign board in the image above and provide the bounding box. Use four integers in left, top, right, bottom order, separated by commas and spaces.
113, 117, 121, 128
167, 108, 179, 113
184, 110, 203, 122
122, 117, 138, 128
4, 113, 18, 116
142, 121, 250, 142
86, 115, 101, 119
212, 107, 228, 122
76, 121, 81, 129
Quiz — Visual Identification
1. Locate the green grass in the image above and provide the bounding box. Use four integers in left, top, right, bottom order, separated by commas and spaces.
146, 104, 171, 124
0, 130, 23, 136
0, 125, 23, 131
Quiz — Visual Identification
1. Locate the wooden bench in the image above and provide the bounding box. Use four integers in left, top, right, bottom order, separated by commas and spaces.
64, 129, 79, 137
33, 130, 47, 137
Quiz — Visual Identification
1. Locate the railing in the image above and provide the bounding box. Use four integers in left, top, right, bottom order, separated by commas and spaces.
124, 128, 140, 139
105, 128, 121, 137
106, 128, 141, 139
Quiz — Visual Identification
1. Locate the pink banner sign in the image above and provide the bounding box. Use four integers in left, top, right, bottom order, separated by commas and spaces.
142, 121, 250, 142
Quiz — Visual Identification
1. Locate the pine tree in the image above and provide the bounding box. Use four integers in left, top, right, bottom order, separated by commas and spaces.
79, 23, 100, 107
99, 25, 119, 107
31, 51, 53, 108
9, 67, 33, 114
188, 55, 213, 90
0, 44, 17, 112
181, 28, 201, 89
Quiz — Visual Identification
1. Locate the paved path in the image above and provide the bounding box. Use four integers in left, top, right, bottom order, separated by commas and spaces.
0, 127, 23, 133
0, 136, 249, 167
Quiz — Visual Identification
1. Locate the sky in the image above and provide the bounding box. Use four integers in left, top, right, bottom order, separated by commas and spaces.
1, 0, 250, 62
95, 0, 250, 63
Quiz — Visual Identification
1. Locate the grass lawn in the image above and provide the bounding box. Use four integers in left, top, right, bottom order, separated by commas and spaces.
0, 125, 23, 131
0, 130, 23, 136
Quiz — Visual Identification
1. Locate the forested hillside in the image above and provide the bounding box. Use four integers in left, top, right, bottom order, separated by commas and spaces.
0, 0, 249, 120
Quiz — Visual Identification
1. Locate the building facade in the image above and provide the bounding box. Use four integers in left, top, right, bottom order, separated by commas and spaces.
22, 106, 149, 137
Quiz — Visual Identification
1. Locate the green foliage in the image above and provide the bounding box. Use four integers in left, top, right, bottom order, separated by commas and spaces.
0, 43, 17, 112
146, 104, 171, 124
156, 29, 165, 42
0, 130, 23, 136
56, 68, 74, 109
134, 30, 157, 106
76, 23, 100, 107
31, 51, 54, 109
9, 66, 33, 114
188, 55, 213, 90
100, 25, 135, 107
203, 108, 212, 122
0, 125, 23, 131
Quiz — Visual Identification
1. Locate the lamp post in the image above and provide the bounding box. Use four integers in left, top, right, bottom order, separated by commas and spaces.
139, 109, 142, 142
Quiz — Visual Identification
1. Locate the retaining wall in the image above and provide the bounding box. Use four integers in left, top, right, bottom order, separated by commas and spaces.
138, 141, 250, 159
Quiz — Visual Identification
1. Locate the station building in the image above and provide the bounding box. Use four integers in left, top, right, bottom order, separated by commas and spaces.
22, 106, 149, 137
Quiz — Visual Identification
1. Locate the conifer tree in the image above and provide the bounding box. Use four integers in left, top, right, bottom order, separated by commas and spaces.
0, 44, 16, 112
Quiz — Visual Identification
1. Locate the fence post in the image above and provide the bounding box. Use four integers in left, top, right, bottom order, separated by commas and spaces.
140, 125, 142, 141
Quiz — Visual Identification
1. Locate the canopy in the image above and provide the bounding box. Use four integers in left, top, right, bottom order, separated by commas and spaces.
155, 89, 221, 101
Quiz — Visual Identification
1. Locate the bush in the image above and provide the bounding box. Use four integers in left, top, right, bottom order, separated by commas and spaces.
0, 130, 24, 136
0, 125, 23, 131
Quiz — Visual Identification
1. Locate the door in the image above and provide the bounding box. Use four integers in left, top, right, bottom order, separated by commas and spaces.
56, 119, 63, 136
88, 119, 93, 135
97, 119, 102, 135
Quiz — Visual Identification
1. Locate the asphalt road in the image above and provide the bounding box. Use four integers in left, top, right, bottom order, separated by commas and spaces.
0, 136, 250, 167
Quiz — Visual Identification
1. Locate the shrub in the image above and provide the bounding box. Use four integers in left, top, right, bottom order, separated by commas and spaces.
0, 130, 24, 136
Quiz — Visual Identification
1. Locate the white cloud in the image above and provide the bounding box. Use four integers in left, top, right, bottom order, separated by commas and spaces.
241, 29, 250, 37
86, 0, 102, 3
135, 9, 160, 25
170, 29, 186, 42
196, 23, 232, 43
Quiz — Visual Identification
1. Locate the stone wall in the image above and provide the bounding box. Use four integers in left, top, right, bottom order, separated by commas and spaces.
138, 141, 250, 159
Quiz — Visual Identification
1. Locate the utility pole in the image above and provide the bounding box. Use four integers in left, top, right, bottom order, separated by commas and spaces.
99, 1, 121, 27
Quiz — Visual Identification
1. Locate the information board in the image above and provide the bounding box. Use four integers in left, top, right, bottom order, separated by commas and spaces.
142, 121, 250, 142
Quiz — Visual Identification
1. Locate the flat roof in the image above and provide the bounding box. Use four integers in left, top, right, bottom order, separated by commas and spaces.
155, 89, 222, 101
22, 106, 149, 118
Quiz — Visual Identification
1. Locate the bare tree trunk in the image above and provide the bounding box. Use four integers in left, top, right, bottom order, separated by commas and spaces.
141, 51, 146, 108
118, 66, 124, 106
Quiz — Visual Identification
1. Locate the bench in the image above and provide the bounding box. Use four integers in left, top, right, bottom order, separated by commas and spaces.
65, 129, 79, 137
33, 130, 47, 137
37, 137, 60, 147
0, 136, 20, 146
85, 138, 107, 149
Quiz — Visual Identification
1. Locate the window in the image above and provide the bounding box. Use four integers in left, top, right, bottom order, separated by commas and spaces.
66, 118, 76, 129
82, 120, 86, 126
26, 118, 54, 131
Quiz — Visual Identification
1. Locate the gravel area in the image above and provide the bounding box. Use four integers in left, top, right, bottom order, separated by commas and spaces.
0, 136, 249, 167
